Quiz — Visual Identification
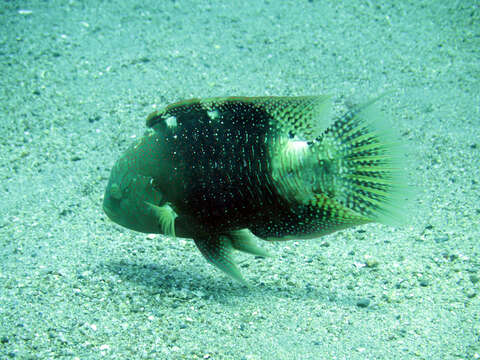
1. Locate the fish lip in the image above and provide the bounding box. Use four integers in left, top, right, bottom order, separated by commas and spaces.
102, 198, 114, 220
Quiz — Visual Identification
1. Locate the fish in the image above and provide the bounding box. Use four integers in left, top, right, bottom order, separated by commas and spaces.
103, 95, 406, 284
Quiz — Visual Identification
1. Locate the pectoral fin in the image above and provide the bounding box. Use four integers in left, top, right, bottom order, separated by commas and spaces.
145, 202, 177, 238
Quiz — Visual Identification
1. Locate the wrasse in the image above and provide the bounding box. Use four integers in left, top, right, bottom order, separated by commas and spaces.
103, 96, 406, 284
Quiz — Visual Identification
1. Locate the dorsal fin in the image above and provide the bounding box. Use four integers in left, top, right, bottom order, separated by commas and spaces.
259, 95, 332, 139
146, 96, 332, 139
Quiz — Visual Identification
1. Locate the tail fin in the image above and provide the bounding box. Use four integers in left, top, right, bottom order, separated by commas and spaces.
311, 95, 407, 225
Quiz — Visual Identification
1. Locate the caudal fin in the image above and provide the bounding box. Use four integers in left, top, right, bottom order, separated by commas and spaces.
312, 96, 407, 225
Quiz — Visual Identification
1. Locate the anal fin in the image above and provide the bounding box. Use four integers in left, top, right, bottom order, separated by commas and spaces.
229, 229, 270, 258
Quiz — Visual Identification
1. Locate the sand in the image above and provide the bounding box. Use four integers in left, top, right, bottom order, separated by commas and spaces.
0, 0, 479, 359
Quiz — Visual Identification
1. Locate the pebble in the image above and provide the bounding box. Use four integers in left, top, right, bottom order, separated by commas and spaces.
466, 290, 477, 299
356, 298, 370, 308
365, 257, 379, 268
434, 235, 449, 243
419, 279, 429, 287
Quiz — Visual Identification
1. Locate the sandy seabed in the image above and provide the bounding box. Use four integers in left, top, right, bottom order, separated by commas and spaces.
0, 1, 479, 359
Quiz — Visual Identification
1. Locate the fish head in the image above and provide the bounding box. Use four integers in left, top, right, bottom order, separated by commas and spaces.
103, 138, 165, 234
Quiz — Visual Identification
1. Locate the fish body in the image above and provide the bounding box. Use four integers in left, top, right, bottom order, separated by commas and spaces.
103, 96, 404, 283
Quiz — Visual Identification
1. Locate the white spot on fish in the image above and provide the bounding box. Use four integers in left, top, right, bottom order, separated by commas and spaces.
207, 109, 220, 120
165, 115, 177, 128
285, 139, 308, 155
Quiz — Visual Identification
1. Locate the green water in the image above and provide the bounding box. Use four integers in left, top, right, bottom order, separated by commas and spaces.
0, 1, 478, 359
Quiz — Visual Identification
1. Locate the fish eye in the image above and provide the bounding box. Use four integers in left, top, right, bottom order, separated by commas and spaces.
109, 183, 122, 200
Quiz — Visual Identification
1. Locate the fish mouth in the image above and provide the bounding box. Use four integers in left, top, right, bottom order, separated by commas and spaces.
103, 203, 110, 217
102, 197, 115, 221
103, 201, 124, 227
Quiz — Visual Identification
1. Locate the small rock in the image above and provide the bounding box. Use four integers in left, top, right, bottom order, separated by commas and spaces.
356, 298, 370, 308
434, 235, 449, 243
419, 279, 429, 287
466, 290, 477, 299
365, 257, 379, 268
